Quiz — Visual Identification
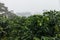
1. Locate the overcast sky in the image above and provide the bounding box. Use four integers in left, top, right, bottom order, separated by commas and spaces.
0, 0, 60, 14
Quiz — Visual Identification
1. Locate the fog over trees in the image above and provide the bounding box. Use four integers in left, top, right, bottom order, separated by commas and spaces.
0, 2, 60, 40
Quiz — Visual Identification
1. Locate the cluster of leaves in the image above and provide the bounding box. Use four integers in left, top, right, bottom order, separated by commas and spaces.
0, 10, 60, 40
0, 3, 60, 40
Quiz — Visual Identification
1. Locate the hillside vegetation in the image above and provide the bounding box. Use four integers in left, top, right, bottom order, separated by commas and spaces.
0, 3, 60, 40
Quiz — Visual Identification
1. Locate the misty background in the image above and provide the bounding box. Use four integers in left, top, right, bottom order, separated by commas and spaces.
0, 0, 60, 16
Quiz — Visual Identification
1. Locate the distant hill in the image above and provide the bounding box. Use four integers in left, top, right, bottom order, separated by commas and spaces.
16, 12, 31, 17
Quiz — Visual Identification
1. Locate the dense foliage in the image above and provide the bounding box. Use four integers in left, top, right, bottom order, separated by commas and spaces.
0, 3, 60, 40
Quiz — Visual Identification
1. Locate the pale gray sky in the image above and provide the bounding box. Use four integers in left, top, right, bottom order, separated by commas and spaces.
0, 0, 60, 14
